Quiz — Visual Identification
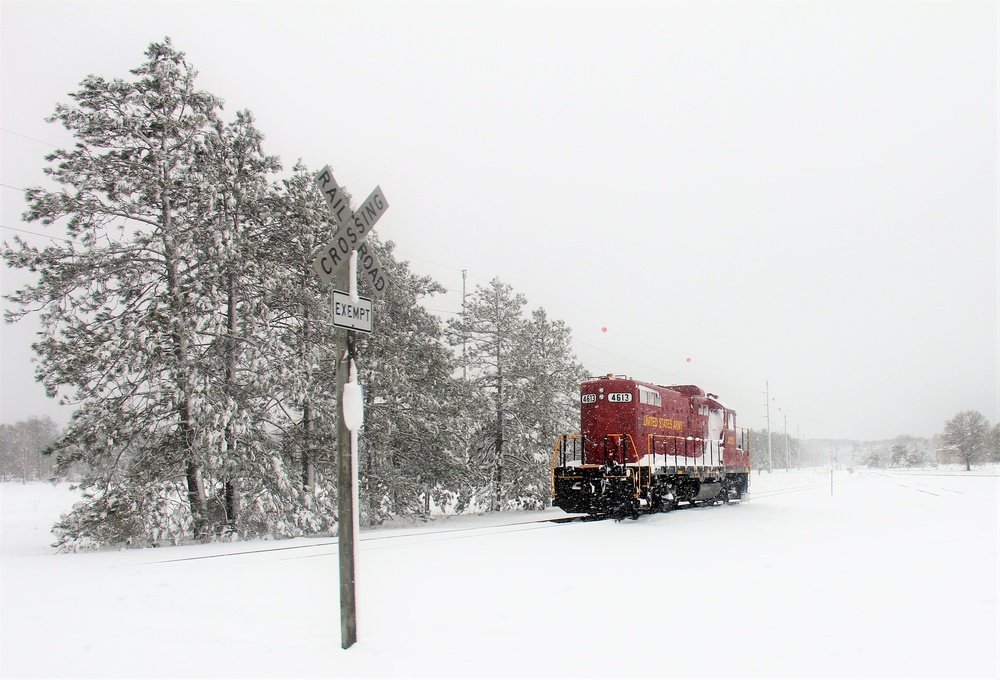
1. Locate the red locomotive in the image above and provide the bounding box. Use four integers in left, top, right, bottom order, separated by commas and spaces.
551, 375, 751, 518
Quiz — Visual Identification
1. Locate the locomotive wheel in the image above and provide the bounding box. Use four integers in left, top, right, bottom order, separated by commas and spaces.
646, 490, 661, 511
611, 497, 640, 521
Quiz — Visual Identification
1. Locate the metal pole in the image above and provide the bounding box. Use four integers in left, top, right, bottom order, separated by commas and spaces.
784, 414, 789, 471
335, 320, 357, 648
831, 445, 835, 496
461, 269, 467, 381
765, 381, 773, 472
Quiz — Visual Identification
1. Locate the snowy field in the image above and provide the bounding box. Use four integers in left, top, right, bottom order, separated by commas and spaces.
1, 468, 997, 679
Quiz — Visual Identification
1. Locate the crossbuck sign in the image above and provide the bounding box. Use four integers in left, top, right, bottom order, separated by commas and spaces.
312, 166, 389, 297
308, 163, 391, 650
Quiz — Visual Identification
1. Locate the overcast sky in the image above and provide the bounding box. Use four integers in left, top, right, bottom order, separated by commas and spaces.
2, 0, 997, 441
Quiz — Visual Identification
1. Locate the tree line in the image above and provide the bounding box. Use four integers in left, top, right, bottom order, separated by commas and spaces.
2, 39, 585, 551
748, 410, 1000, 472
0, 416, 60, 483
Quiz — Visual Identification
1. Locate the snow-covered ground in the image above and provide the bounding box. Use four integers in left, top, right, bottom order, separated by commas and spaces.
1, 468, 997, 678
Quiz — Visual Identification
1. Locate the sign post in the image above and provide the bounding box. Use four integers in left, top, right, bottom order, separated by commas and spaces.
312, 165, 387, 650
333, 326, 356, 648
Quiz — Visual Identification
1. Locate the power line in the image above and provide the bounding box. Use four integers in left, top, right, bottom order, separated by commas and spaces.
1, 128, 788, 419
0, 127, 60, 148
405, 252, 774, 397
1, 223, 75, 244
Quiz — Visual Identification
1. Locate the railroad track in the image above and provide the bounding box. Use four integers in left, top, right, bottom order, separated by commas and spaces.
864, 470, 970, 497
139, 515, 575, 565
132, 475, 885, 565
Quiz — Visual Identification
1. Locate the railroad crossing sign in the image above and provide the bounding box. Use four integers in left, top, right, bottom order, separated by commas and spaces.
312, 166, 389, 297
309, 163, 391, 651
332, 290, 374, 333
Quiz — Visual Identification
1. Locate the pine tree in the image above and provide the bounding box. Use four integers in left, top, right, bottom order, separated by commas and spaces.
0, 39, 331, 547
890, 440, 909, 468
446, 279, 585, 510
510, 308, 586, 508
265, 162, 341, 517
447, 278, 529, 510
2, 39, 232, 547
191, 109, 291, 534
353, 237, 468, 521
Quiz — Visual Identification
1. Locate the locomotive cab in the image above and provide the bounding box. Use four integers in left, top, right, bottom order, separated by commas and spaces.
580, 377, 640, 465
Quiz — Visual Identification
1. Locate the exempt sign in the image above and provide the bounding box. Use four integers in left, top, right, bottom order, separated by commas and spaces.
332, 291, 374, 333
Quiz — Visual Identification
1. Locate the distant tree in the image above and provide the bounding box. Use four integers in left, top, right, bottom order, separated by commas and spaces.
0, 417, 61, 482
941, 411, 990, 471
747, 429, 776, 471
988, 423, 1000, 464
888, 435, 931, 468
737, 429, 804, 470
858, 442, 886, 469
889, 440, 908, 468
864, 451, 881, 469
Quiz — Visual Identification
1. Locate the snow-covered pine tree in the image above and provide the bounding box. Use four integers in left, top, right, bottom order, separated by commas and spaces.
353, 237, 469, 522
261, 162, 342, 531
1, 39, 274, 548
446, 277, 532, 511
512, 308, 587, 508
191, 109, 289, 534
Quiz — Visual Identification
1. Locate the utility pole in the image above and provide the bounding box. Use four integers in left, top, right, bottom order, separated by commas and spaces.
831, 445, 836, 495
784, 414, 789, 471
798, 425, 803, 467
461, 269, 467, 381
765, 380, 773, 472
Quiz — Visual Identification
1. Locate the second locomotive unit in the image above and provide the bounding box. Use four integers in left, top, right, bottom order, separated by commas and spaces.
551, 375, 750, 518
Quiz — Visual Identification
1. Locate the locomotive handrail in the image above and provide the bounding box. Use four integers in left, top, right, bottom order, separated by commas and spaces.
648, 433, 693, 468
648, 433, 725, 467
601, 433, 639, 465
602, 433, 645, 496
550, 434, 583, 497
551, 433, 584, 468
